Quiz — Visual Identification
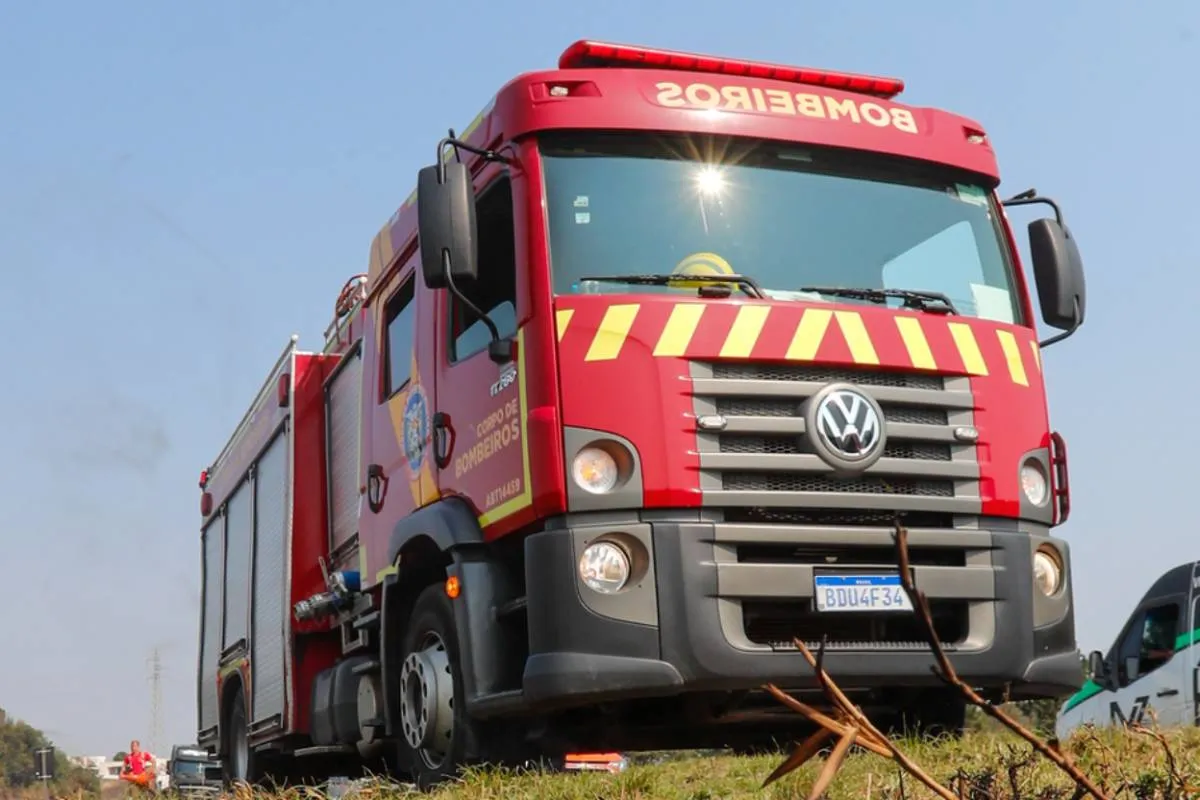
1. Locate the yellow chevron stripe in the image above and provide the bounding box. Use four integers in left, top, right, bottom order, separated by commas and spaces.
894, 316, 936, 370
585, 304, 640, 361
378, 222, 395, 265
785, 308, 833, 361
1028, 340, 1041, 373
720, 305, 770, 358
367, 235, 383, 284
555, 309, 574, 342
654, 303, 706, 357
947, 322, 988, 376
996, 329, 1028, 386
834, 311, 879, 365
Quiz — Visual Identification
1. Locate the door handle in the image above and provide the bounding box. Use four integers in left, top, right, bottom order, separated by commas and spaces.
432, 412, 455, 470
1157, 688, 1179, 697
366, 463, 388, 514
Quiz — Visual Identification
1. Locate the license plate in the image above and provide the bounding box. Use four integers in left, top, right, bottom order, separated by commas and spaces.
813, 573, 913, 612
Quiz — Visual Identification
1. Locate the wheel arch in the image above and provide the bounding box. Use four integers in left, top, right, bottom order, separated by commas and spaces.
379, 497, 523, 737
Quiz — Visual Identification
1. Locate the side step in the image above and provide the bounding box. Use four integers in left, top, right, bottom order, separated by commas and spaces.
352, 611, 380, 631
351, 659, 380, 676
493, 597, 527, 619
467, 689, 526, 718
293, 745, 356, 758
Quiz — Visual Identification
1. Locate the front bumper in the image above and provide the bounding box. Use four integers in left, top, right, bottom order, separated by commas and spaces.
521, 514, 1082, 710
173, 785, 222, 798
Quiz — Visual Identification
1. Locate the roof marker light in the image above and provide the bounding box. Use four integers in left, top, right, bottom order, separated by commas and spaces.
558, 40, 905, 100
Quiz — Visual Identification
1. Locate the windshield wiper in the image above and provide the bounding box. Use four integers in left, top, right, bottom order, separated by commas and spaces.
578, 273, 766, 299
795, 286, 957, 314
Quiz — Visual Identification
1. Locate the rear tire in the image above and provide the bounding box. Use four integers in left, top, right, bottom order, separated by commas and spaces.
393, 583, 483, 790
223, 688, 263, 788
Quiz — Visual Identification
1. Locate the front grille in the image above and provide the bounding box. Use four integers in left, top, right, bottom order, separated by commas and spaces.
736, 543, 967, 567
717, 397, 948, 426
712, 522, 993, 653
742, 599, 969, 650
720, 434, 951, 461
692, 362, 977, 513
722, 472, 954, 496
722, 507, 955, 528
713, 363, 943, 389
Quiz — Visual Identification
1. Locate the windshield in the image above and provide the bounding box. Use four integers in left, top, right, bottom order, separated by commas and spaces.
539, 132, 1024, 324
172, 760, 219, 779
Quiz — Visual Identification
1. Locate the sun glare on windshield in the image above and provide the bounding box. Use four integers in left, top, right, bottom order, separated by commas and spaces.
694, 165, 726, 196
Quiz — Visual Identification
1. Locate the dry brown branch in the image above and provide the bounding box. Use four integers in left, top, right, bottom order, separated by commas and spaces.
950, 767, 995, 799
1077, 725, 1131, 793
760, 517, 1129, 799
760, 728, 836, 787
1129, 720, 1194, 797
889, 521, 1114, 800
762, 636, 958, 798
1003, 746, 1036, 797
763, 685, 891, 758
807, 727, 859, 800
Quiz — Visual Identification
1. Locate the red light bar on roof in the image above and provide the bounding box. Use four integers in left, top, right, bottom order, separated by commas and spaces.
558, 40, 904, 100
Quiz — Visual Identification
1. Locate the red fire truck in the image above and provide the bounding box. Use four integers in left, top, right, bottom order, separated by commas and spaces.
196, 39, 1088, 788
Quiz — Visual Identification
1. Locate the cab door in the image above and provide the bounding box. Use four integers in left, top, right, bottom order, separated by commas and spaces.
431, 166, 532, 532
359, 256, 439, 581
1107, 595, 1188, 727
1187, 563, 1200, 725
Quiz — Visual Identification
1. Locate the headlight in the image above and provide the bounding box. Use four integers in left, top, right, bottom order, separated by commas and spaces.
1033, 548, 1063, 596
578, 541, 630, 594
1021, 461, 1049, 506
572, 447, 619, 494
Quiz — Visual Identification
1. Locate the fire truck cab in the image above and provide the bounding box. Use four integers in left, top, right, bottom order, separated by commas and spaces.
197, 39, 1088, 789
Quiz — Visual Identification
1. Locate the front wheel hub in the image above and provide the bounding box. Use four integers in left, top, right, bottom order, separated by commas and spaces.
398, 633, 454, 764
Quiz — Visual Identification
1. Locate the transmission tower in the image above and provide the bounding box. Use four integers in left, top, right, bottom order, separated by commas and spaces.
147, 648, 163, 755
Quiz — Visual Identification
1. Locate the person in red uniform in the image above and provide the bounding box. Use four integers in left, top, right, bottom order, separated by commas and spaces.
120, 740, 156, 790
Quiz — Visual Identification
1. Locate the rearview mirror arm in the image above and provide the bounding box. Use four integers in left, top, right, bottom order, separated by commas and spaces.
441, 252, 513, 364
1037, 296, 1081, 349
435, 131, 513, 183
1003, 188, 1083, 349
427, 130, 515, 365
1001, 187, 1065, 226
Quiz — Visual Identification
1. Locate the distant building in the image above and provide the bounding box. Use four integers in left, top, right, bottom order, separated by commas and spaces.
72, 755, 170, 789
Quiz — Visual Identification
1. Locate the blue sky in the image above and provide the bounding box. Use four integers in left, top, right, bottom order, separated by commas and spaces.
2, 0, 1196, 756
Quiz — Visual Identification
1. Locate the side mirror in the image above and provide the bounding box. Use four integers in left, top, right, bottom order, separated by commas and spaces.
1028, 217, 1086, 333
1087, 650, 1106, 682
417, 161, 478, 290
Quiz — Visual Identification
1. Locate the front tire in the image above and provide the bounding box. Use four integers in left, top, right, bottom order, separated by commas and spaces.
882, 691, 968, 741
393, 583, 481, 790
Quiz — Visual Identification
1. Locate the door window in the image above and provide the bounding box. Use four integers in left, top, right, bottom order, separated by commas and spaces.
1116, 602, 1180, 686
1191, 594, 1200, 649
382, 274, 417, 398
447, 175, 518, 362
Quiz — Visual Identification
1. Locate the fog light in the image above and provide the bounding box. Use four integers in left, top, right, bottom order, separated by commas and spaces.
572, 447, 619, 494
1033, 547, 1063, 596
578, 541, 630, 594
1021, 460, 1049, 506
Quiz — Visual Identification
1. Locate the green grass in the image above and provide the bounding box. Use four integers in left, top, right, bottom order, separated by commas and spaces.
63, 726, 1200, 800
287, 727, 1200, 799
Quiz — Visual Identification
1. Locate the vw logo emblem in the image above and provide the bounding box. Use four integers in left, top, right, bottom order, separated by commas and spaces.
804, 383, 887, 473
